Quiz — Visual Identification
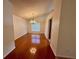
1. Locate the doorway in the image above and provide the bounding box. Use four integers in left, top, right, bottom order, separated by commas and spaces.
48, 18, 52, 39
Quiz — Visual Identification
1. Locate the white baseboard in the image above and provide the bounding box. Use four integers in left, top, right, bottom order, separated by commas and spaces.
50, 43, 56, 56
15, 32, 28, 40
3, 46, 15, 58
56, 54, 76, 59
44, 34, 56, 56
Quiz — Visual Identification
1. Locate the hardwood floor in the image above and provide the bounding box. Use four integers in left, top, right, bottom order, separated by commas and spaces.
4, 33, 55, 59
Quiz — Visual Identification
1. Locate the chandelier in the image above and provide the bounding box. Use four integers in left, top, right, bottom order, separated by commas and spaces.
30, 14, 37, 24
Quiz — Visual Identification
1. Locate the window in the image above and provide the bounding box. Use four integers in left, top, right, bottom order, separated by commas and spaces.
32, 23, 40, 32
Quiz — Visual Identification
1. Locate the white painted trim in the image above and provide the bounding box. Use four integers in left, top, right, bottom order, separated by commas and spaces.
15, 32, 28, 40
3, 46, 15, 58
50, 43, 56, 56
44, 33, 56, 56
50, 43, 76, 59
56, 54, 76, 59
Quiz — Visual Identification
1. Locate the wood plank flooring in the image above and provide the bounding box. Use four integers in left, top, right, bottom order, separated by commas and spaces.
4, 33, 55, 59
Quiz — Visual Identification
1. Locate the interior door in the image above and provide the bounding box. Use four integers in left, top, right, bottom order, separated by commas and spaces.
48, 19, 52, 39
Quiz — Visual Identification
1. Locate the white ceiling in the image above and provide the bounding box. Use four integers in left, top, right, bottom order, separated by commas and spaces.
11, 0, 54, 19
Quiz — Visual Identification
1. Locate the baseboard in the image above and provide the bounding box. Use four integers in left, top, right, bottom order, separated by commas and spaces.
44, 34, 76, 59
15, 32, 28, 40
44, 33, 56, 56
50, 43, 56, 56
3, 46, 15, 58
56, 54, 76, 59
55, 57, 76, 59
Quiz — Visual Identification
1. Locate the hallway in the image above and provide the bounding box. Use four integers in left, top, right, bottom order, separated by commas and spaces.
3, 0, 76, 59
4, 33, 55, 59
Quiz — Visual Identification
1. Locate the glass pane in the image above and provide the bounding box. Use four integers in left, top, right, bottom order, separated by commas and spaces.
32, 23, 40, 32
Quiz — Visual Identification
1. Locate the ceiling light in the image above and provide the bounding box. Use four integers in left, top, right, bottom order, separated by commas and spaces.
30, 13, 37, 24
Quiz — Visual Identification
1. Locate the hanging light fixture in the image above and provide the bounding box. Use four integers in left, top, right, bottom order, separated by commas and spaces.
30, 17, 37, 24
30, 13, 37, 24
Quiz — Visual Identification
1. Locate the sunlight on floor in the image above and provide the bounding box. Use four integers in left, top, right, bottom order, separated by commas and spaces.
32, 35, 40, 44
30, 47, 37, 54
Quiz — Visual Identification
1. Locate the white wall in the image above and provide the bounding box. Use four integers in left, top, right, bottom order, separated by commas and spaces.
13, 15, 27, 40
57, 0, 76, 58
3, 0, 15, 57
44, 0, 62, 55
45, 0, 76, 58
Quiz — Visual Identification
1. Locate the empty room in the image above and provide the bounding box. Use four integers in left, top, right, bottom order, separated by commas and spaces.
3, 0, 76, 59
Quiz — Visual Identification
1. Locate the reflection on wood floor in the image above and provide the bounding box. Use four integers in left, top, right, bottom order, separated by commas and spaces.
4, 33, 55, 59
